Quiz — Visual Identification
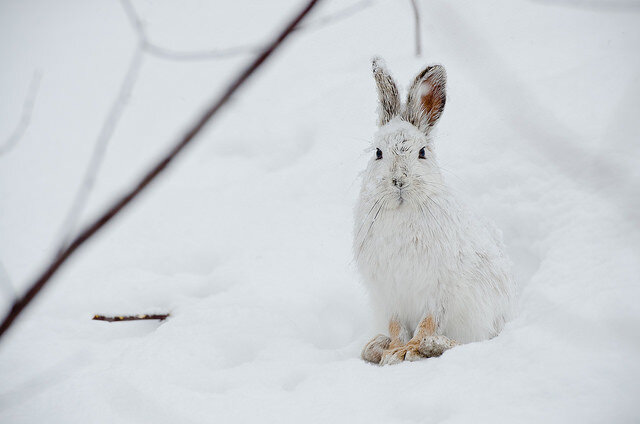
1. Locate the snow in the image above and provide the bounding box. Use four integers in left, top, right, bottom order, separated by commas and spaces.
1, 0, 639, 422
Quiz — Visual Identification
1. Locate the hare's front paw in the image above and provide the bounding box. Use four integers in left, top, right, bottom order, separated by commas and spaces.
362, 334, 391, 364
380, 343, 424, 365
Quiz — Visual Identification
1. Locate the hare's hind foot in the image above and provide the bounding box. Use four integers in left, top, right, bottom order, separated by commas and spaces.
380, 315, 458, 365
380, 335, 457, 365
380, 342, 423, 365
362, 317, 457, 365
362, 318, 409, 364
418, 334, 458, 357
361, 334, 390, 364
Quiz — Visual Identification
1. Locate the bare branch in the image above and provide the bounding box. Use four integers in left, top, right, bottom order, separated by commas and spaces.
120, 0, 259, 61
409, 0, 422, 57
120, 0, 375, 62
56, 0, 375, 257
93, 313, 169, 322
119, 0, 148, 43
0, 0, 323, 342
56, 47, 145, 252
0, 71, 43, 156
300, 0, 375, 30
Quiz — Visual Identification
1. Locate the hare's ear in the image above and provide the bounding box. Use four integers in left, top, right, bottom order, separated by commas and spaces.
405, 64, 446, 133
372, 57, 400, 127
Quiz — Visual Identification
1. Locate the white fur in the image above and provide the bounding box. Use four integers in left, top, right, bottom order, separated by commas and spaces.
354, 118, 516, 344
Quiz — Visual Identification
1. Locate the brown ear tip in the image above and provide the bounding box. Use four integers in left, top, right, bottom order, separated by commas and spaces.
429, 64, 447, 82
418, 63, 447, 81
432, 64, 447, 77
371, 56, 387, 73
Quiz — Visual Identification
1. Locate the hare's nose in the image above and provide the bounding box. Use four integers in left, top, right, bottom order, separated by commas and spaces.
392, 178, 404, 188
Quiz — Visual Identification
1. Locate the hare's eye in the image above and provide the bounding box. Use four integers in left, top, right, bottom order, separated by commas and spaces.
418, 147, 426, 159
376, 148, 383, 160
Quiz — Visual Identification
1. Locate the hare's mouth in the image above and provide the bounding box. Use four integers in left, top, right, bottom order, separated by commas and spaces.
394, 190, 405, 207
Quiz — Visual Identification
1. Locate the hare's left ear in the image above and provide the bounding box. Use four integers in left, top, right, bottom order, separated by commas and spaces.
405, 65, 446, 133
372, 57, 401, 127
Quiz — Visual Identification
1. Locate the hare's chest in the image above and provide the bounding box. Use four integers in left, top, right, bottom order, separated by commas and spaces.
355, 207, 465, 328
358, 209, 455, 291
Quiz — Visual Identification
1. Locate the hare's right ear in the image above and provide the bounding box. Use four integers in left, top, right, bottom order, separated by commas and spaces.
405, 64, 446, 133
372, 57, 400, 127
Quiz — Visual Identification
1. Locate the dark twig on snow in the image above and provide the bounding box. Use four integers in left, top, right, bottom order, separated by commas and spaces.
0, 71, 43, 156
0, 0, 323, 342
93, 314, 169, 322
409, 0, 422, 56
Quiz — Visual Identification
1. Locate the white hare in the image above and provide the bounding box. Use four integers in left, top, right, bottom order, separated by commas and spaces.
355, 58, 516, 365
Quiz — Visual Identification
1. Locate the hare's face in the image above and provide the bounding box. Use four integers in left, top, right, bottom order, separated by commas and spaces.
364, 118, 442, 209
361, 58, 447, 209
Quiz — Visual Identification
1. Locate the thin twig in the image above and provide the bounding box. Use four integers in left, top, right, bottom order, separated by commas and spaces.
122, 0, 258, 62
119, 0, 148, 42
300, 0, 375, 30
93, 314, 169, 322
120, 0, 375, 62
0, 0, 323, 342
56, 46, 145, 252
409, 0, 422, 57
0, 71, 43, 156
145, 43, 259, 61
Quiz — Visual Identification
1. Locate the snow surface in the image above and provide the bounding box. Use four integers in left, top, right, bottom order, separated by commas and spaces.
1, 0, 639, 422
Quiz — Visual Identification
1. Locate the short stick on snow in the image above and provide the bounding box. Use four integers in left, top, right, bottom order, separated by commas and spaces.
93, 314, 169, 322
0, 0, 323, 342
